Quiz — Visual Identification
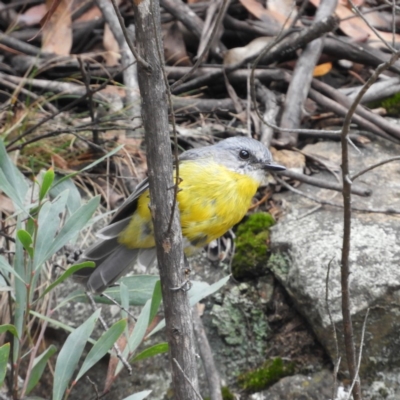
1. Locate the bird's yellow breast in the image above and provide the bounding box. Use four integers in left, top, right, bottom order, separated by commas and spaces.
118, 160, 259, 253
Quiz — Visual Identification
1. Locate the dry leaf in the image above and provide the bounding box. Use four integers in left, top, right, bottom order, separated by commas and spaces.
18, 4, 47, 26
311, 0, 400, 44
103, 23, 120, 67
42, 0, 72, 55
239, 0, 282, 27
163, 22, 192, 66
313, 62, 332, 77
224, 36, 272, 66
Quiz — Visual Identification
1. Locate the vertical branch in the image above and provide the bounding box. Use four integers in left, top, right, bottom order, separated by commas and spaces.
131, 0, 200, 398
340, 51, 400, 400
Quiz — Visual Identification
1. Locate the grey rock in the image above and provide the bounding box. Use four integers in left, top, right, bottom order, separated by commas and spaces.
270, 139, 400, 376
253, 369, 334, 400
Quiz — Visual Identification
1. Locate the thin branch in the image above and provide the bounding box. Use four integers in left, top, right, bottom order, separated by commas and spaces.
173, 358, 203, 400
350, 156, 400, 181
345, 309, 370, 400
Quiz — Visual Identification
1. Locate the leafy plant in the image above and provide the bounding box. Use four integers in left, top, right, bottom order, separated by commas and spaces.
0, 140, 229, 399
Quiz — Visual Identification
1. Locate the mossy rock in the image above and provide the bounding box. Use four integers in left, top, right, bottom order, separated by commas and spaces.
232, 212, 275, 279
368, 92, 400, 116
237, 357, 295, 393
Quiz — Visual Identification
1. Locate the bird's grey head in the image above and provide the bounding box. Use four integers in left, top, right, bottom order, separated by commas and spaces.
181, 137, 285, 184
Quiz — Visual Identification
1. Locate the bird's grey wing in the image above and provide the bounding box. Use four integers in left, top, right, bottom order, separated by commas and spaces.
109, 178, 150, 224
86, 245, 140, 293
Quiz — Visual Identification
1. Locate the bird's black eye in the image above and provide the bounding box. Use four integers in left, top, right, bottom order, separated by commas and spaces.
239, 149, 250, 160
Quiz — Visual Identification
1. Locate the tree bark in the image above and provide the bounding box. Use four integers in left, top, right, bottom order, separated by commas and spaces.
131, 0, 200, 398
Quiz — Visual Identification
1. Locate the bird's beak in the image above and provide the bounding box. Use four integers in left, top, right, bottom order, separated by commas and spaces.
262, 163, 286, 172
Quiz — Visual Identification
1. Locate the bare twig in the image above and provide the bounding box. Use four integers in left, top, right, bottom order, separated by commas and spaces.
350, 156, 400, 181
325, 259, 341, 400
345, 309, 370, 400
173, 358, 203, 400
339, 42, 400, 400
280, 169, 371, 197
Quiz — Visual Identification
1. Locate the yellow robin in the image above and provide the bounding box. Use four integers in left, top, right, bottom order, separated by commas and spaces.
74, 136, 285, 292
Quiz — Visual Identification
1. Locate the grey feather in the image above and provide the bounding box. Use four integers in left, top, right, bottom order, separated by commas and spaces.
97, 217, 131, 240
86, 245, 140, 293
137, 248, 157, 270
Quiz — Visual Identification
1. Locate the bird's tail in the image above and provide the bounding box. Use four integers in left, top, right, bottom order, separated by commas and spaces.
73, 236, 157, 293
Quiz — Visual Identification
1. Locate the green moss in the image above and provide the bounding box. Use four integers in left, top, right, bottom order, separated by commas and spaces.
237, 357, 295, 392
221, 386, 235, 400
368, 92, 400, 116
232, 213, 275, 279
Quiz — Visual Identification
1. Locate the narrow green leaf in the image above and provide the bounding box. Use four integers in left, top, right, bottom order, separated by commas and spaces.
43, 196, 100, 264
101, 275, 159, 306
39, 262, 95, 299
0, 274, 10, 290
0, 139, 29, 213
149, 280, 162, 324
0, 343, 10, 387
75, 319, 127, 382
29, 311, 95, 346
33, 191, 68, 270
50, 177, 81, 215
0, 324, 18, 338
26, 345, 57, 394
39, 168, 55, 201
130, 343, 169, 363
13, 218, 27, 362
188, 275, 230, 306
120, 282, 130, 320
148, 275, 231, 337
122, 390, 152, 400
0, 255, 25, 284
17, 229, 34, 259
116, 300, 151, 375
53, 309, 100, 400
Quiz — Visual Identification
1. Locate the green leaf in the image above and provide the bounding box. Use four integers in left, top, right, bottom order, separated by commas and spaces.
0, 324, 19, 338
39, 262, 95, 300
0, 255, 25, 284
26, 345, 57, 394
116, 300, 151, 375
13, 218, 27, 362
100, 275, 160, 306
120, 282, 130, 320
188, 275, 230, 305
50, 176, 81, 215
33, 191, 68, 270
53, 309, 100, 400
75, 319, 127, 382
0, 343, 10, 387
130, 343, 168, 363
42, 196, 100, 267
121, 390, 152, 400
17, 229, 34, 259
149, 280, 162, 324
148, 275, 230, 337
39, 168, 55, 201
0, 274, 10, 291
0, 140, 29, 214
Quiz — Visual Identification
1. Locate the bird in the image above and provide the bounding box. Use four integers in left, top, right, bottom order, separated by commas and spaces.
73, 136, 285, 293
